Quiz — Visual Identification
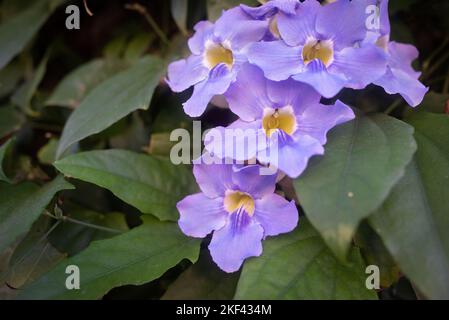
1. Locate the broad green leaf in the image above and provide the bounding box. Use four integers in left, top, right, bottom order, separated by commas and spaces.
11, 53, 48, 112
162, 251, 239, 300
235, 220, 377, 300
0, 176, 74, 254
54, 149, 197, 221
0, 60, 24, 99
354, 222, 399, 288
171, 0, 189, 35
56, 55, 165, 158
124, 34, 153, 62
370, 112, 449, 299
294, 113, 416, 259
207, 0, 259, 21
46, 59, 128, 108
19, 216, 201, 300
0, 105, 24, 138
0, 0, 61, 70
37, 138, 59, 165
0, 138, 13, 182
2, 217, 66, 289
49, 207, 128, 256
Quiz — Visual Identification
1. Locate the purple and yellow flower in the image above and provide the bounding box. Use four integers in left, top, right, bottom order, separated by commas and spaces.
241, 0, 299, 40
177, 163, 298, 273
166, 7, 268, 117
204, 64, 355, 178
246, 0, 387, 98
362, 0, 428, 107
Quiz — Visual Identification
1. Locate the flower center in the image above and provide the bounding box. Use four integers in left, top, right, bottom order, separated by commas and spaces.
224, 190, 255, 216
262, 106, 297, 137
269, 15, 281, 39
204, 42, 234, 70
302, 39, 334, 67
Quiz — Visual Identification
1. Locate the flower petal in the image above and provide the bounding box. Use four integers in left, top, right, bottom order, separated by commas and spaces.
374, 67, 429, 107
193, 163, 236, 198
277, 0, 320, 46
316, 0, 366, 50
177, 193, 228, 238
225, 63, 270, 121
183, 64, 235, 117
387, 42, 421, 78
232, 165, 277, 199
204, 119, 266, 162
214, 7, 268, 51
292, 59, 347, 98
258, 132, 324, 178
297, 100, 355, 144
166, 55, 209, 92
209, 210, 264, 273
332, 44, 387, 90
241, 0, 298, 19
266, 78, 321, 114
188, 20, 214, 55
247, 40, 303, 81
254, 193, 298, 237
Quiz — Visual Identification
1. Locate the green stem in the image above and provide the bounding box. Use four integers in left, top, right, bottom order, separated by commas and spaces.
44, 211, 123, 234
125, 3, 170, 46
384, 99, 403, 115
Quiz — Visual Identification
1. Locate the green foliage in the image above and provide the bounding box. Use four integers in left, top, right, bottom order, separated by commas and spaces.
19, 216, 201, 300
294, 113, 417, 259
235, 220, 377, 300
0, 176, 74, 254
369, 112, 449, 299
0, 0, 447, 301
54, 149, 197, 221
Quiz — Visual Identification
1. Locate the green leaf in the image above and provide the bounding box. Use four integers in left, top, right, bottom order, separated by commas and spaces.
294, 113, 417, 259
46, 59, 128, 108
162, 251, 239, 300
354, 222, 400, 288
0, 0, 61, 70
54, 149, 197, 221
207, 0, 259, 21
0, 105, 24, 138
171, 0, 189, 35
0, 176, 74, 254
11, 53, 48, 112
2, 216, 66, 289
124, 34, 153, 63
56, 55, 165, 158
0, 60, 24, 99
0, 138, 13, 182
19, 216, 201, 300
369, 112, 449, 299
49, 207, 128, 256
37, 138, 59, 165
234, 220, 377, 300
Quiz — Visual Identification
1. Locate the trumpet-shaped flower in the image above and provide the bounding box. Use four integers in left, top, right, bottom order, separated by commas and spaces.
177, 163, 298, 273
204, 64, 355, 178
246, 0, 387, 98
362, 0, 428, 107
166, 7, 268, 117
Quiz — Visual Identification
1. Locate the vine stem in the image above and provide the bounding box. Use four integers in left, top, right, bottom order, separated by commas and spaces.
384, 99, 403, 115
125, 3, 170, 46
44, 211, 124, 234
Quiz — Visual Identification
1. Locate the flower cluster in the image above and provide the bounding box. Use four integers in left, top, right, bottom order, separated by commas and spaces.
167, 0, 427, 273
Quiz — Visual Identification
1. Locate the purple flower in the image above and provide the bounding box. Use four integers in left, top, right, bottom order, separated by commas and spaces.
166, 7, 268, 117
177, 163, 298, 273
204, 64, 355, 178
246, 0, 387, 98
362, 0, 428, 107
241, 0, 299, 40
